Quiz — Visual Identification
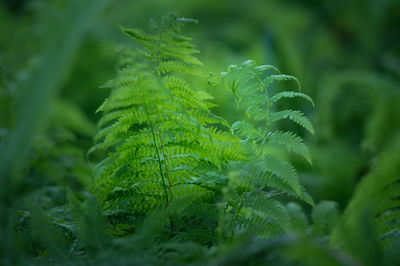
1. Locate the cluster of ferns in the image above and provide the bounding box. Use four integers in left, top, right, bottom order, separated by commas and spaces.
91, 13, 315, 242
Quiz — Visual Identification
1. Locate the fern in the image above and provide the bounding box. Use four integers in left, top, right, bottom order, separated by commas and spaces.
91, 15, 315, 242
91, 14, 243, 223
215, 60, 315, 239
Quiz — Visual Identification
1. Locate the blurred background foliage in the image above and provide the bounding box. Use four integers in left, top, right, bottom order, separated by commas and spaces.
0, 0, 399, 265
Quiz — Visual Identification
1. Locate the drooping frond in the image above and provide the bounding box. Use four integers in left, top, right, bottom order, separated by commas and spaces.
216, 59, 315, 240
263, 74, 301, 89
270, 91, 315, 107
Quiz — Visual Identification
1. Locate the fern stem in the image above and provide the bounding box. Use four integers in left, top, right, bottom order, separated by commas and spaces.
154, 114, 175, 234
230, 170, 257, 241
154, 119, 175, 235
156, 123, 174, 200
149, 121, 170, 207
149, 32, 175, 201
149, 31, 177, 235
230, 194, 245, 240
267, 191, 288, 198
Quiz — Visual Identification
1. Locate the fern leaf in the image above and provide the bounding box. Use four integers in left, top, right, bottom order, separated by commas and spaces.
264, 74, 301, 90
231, 120, 262, 139
266, 131, 312, 164
270, 91, 315, 108
255, 155, 302, 196
121, 26, 157, 42
244, 196, 291, 231
270, 110, 315, 134
157, 60, 203, 76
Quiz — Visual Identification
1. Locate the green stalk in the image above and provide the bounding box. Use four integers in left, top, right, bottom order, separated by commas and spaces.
150, 121, 170, 207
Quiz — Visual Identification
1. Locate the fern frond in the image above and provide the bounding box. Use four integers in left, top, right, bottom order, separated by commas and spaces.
231, 120, 262, 139
263, 74, 301, 90
266, 131, 312, 164
270, 91, 315, 107
244, 196, 291, 231
121, 26, 157, 42
218, 60, 315, 239
91, 15, 243, 227
255, 155, 302, 196
270, 110, 315, 134
157, 60, 203, 76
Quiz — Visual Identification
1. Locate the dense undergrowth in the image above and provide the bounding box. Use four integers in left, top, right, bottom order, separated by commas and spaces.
1, 1, 400, 265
